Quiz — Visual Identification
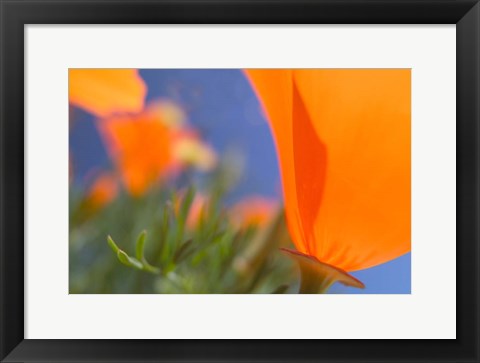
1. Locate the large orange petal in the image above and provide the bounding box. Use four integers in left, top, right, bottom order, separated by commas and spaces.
69, 69, 147, 117
246, 69, 411, 272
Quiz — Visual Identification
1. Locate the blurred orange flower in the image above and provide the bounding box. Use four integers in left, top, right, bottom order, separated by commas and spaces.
69, 69, 147, 117
99, 108, 175, 197
99, 103, 217, 197
246, 69, 411, 272
230, 196, 278, 229
85, 172, 119, 210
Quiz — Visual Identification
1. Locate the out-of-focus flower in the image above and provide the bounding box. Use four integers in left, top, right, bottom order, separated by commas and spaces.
69, 69, 147, 117
99, 108, 175, 197
229, 196, 278, 229
99, 102, 217, 196
85, 172, 119, 210
246, 69, 410, 273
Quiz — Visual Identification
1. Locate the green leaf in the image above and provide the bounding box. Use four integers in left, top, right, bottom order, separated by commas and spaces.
117, 250, 143, 270
107, 234, 160, 273
107, 235, 120, 254
135, 230, 147, 261
173, 239, 194, 263
161, 203, 170, 232
177, 186, 195, 235
135, 231, 161, 274
180, 186, 195, 221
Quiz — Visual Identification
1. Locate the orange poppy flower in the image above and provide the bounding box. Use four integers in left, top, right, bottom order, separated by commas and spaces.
246, 69, 411, 273
98, 108, 175, 196
69, 69, 147, 117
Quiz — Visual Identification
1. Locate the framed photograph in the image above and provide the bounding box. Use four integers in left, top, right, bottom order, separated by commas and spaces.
1, 0, 478, 362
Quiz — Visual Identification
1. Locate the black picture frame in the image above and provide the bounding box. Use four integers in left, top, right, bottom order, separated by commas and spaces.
1, 0, 479, 362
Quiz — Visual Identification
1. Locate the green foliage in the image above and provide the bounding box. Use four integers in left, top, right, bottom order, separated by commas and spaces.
69, 179, 298, 294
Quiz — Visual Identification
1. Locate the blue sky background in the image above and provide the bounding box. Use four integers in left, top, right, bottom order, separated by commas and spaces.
70, 69, 411, 294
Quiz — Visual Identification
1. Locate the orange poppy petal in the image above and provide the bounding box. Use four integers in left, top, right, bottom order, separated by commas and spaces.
294, 69, 411, 271
246, 69, 411, 272
69, 69, 147, 117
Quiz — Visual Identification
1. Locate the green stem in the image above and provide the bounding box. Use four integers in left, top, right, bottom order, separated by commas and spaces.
280, 248, 365, 294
